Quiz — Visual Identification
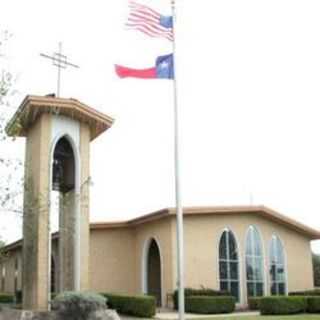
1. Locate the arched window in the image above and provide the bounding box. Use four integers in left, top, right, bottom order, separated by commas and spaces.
219, 229, 240, 302
269, 235, 286, 295
246, 226, 264, 297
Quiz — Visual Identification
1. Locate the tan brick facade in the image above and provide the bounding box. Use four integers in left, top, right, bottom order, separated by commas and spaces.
86, 211, 315, 307
1, 207, 317, 309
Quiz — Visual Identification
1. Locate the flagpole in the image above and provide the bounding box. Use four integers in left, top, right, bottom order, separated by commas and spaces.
171, 1, 185, 320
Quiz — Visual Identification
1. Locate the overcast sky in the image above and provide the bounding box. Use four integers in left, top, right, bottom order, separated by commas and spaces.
2, 0, 320, 253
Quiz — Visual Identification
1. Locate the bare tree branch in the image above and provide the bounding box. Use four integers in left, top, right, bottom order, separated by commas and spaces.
0, 30, 23, 216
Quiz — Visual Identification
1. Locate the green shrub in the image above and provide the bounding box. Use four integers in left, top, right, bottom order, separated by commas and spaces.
306, 296, 320, 313
248, 297, 262, 310
260, 296, 307, 315
15, 290, 63, 306
52, 291, 107, 320
184, 296, 235, 314
16, 290, 59, 304
290, 289, 320, 296
101, 293, 156, 318
0, 293, 14, 303
173, 288, 230, 310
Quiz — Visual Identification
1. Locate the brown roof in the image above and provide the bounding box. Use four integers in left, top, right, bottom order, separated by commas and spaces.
3, 205, 320, 252
90, 205, 320, 240
5, 95, 114, 141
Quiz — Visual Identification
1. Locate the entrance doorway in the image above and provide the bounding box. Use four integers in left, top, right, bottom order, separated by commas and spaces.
146, 239, 162, 306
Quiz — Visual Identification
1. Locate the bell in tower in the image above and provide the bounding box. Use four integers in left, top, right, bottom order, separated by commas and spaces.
52, 137, 75, 193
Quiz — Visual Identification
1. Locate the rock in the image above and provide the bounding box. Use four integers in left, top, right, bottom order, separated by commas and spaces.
0, 309, 20, 320
89, 309, 121, 320
0, 308, 119, 320
0, 309, 54, 320
30, 311, 56, 320
22, 311, 37, 320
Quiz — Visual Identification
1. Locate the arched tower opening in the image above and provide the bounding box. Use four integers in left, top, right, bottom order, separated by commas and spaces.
51, 135, 78, 293
52, 137, 75, 193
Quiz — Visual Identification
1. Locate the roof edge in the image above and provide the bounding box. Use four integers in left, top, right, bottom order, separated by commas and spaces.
5, 95, 115, 139
89, 205, 320, 239
2, 205, 320, 252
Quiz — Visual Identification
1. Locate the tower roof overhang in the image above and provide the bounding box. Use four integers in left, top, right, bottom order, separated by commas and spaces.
5, 95, 114, 141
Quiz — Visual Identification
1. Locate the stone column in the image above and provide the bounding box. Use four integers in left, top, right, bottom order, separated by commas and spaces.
22, 113, 51, 311
59, 190, 76, 291
79, 123, 90, 290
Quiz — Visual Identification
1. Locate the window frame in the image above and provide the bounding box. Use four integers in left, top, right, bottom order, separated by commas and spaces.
245, 226, 265, 298
218, 228, 241, 302
269, 234, 287, 296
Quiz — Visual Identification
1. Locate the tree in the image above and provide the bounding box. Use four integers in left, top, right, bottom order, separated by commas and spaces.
0, 30, 23, 215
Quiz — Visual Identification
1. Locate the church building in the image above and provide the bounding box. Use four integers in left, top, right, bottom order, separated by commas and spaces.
0, 95, 319, 310
1, 204, 319, 309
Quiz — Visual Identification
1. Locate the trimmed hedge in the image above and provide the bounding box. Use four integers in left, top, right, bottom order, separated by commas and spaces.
306, 296, 320, 313
248, 297, 262, 310
260, 296, 307, 315
101, 293, 156, 318
185, 296, 235, 314
290, 289, 320, 296
173, 288, 230, 310
15, 290, 57, 305
0, 293, 14, 303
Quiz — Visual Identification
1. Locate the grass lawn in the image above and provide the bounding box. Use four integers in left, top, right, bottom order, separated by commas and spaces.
203, 316, 320, 320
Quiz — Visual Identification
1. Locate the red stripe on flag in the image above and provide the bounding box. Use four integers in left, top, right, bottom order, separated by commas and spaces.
129, 12, 159, 25
129, 7, 160, 20
126, 24, 173, 41
129, 1, 160, 17
115, 65, 157, 79
126, 19, 172, 34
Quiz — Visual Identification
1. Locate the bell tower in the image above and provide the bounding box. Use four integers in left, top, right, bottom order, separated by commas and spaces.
6, 95, 113, 311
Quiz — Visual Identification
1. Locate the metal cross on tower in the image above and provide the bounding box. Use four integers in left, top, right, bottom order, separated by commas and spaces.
40, 42, 79, 97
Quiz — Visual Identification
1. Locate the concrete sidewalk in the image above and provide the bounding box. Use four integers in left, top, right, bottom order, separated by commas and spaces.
155, 311, 259, 320
121, 311, 259, 320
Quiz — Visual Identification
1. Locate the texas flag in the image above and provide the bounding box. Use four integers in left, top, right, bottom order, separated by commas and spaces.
115, 53, 174, 79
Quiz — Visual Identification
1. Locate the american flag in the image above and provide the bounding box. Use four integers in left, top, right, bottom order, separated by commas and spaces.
126, 1, 174, 41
